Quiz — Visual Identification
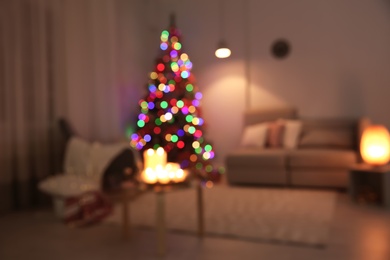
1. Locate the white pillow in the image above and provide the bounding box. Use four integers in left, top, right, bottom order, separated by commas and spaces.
87, 141, 130, 181
283, 120, 303, 149
63, 137, 92, 176
39, 139, 130, 198
240, 123, 268, 147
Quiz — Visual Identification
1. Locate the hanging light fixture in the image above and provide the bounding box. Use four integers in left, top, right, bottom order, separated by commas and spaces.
215, 0, 231, 58
215, 40, 231, 59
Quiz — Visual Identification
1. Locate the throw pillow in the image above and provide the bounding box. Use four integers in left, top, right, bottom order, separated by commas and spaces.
240, 123, 268, 147
63, 137, 92, 176
282, 120, 303, 149
299, 130, 354, 149
88, 141, 130, 181
266, 119, 285, 148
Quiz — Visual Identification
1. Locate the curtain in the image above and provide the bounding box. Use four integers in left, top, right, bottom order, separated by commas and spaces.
0, 0, 63, 213
0, 0, 148, 214
62, 0, 143, 142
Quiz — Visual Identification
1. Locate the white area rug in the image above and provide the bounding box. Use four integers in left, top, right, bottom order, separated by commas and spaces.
105, 185, 337, 246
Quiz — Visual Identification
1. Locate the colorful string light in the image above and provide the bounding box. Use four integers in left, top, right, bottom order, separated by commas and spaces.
130, 24, 217, 177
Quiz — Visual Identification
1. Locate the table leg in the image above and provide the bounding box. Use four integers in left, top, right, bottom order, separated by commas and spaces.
156, 191, 165, 257
122, 192, 130, 239
197, 184, 204, 237
383, 173, 390, 208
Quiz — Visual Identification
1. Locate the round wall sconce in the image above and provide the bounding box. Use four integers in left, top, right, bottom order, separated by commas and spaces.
271, 39, 290, 59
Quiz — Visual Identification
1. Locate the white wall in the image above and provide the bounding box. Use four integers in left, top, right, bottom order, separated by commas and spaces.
147, 0, 390, 164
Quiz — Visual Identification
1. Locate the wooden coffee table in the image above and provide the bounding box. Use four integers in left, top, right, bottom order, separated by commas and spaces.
106, 181, 204, 256
105, 182, 145, 239
152, 182, 204, 256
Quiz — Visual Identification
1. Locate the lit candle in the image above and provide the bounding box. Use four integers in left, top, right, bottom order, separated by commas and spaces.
143, 149, 156, 170
166, 163, 178, 181
144, 167, 157, 184
155, 147, 167, 167
141, 148, 188, 184
156, 165, 170, 184
143, 147, 167, 170
175, 169, 186, 182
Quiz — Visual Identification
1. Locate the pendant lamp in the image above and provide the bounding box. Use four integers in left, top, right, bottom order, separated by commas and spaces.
215, 0, 231, 58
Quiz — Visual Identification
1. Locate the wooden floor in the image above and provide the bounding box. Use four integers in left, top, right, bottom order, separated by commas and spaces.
1, 192, 390, 260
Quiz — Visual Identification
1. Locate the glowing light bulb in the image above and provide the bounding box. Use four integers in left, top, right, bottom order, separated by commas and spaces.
160, 42, 168, 50
180, 53, 188, 61
192, 141, 200, 149
171, 106, 179, 114
203, 152, 211, 160
150, 72, 158, 79
181, 71, 189, 78
177, 141, 185, 149
157, 63, 165, 71
165, 112, 173, 120
361, 125, 390, 165
215, 47, 231, 58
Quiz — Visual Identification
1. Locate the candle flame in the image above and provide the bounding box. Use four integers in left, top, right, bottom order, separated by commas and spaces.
142, 148, 187, 184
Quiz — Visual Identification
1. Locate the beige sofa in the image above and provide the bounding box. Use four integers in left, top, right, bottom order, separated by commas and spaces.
226, 107, 368, 189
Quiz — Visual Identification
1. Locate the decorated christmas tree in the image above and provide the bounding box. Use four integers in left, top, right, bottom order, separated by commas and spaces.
130, 15, 219, 182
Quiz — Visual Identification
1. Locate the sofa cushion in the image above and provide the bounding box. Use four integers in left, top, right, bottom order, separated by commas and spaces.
266, 119, 285, 148
282, 120, 303, 149
299, 129, 354, 149
240, 123, 268, 147
226, 148, 287, 167
299, 118, 357, 150
300, 118, 357, 131
288, 149, 358, 168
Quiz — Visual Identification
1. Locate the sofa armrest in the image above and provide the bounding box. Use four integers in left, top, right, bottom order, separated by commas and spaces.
357, 117, 372, 162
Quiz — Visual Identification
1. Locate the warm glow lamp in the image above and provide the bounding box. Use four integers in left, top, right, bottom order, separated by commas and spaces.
215, 40, 231, 58
360, 125, 390, 166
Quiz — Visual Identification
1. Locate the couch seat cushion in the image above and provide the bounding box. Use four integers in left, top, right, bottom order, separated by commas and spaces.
288, 148, 358, 168
226, 148, 287, 167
